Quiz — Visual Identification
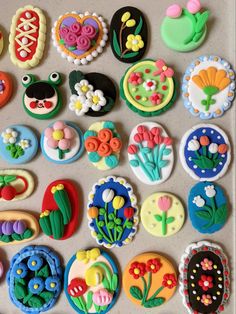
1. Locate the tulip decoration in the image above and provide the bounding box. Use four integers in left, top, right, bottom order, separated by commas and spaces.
154, 196, 175, 235
0, 219, 33, 243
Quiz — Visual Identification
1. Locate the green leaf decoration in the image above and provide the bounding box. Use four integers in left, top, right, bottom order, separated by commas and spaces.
130, 286, 143, 300
102, 276, 110, 290
115, 218, 122, 225
68, 46, 76, 51
116, 225, 123, 233
23, 229, 33, 239
98, 221, 105, 227
28, 296, 44, 308
86, 291, 93, 310
130, 159, 139, 167
0, 234, 11, 243
122, 52, 139, 59
12, 233, 22, 241
89, 151, 101, 163
195, 11, 210, 33
37, 264, 49, 278
105, 155, 119, 168
4, 175, 17, 184
14, 283, 27, 300
126, 221, 133, 229
134, 16, 143, 35
163, 149, 172, 156
192, 156, 214, 169
59, 39, 65, 45
195, 210, 211, 220
84, 130, 97, 140
108, 213, 115, 220
143, 297, 165, 308
107, 221, 115, 229
111, 274, 118, 291
17, 278, 26, 286
154, 215, 162, 222
71, 296, 86, 311
214, 204, 227, 224
141, 147, 151, 154
97, 233, 103, 240
113, 30, 121, 56
166, 216, 175, 224
40, 291, 54, 303
213, 158, 222, 168
146, 162, 155, 170
99, 208, 106, 215
158, 160, 169, 168
193, 31, 204, 42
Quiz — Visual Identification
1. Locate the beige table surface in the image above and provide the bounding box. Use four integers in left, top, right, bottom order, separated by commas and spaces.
0, 0, 235, 313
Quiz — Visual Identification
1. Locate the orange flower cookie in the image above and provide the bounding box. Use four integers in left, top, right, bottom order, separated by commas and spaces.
123, 252, 177, 308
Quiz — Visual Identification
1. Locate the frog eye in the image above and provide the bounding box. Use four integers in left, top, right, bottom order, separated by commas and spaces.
49, 72, 61, 85
22, 74, 35, 87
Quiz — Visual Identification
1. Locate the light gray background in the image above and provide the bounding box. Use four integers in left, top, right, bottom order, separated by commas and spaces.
0, 0, 235, 313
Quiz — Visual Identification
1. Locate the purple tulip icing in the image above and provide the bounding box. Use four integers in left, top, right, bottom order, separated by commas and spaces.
13, 220, 26, 235
2, 221, 14, 235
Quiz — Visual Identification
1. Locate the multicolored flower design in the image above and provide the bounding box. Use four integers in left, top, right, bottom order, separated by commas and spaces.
1, 128, 30, 159
154, 195, 175, 235
198, 275, 214, 291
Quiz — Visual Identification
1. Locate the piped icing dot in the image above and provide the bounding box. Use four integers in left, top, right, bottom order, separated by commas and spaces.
20, 50, 28, 58
25, 12, 32, 18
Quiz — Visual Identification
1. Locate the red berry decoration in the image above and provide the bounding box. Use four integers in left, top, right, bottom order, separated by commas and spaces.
1, 185, 16, 200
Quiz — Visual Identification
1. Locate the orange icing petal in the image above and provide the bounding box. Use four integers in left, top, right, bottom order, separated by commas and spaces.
98, 128, 113, 143
110, 138, 122, 152
199, 70, 210, 87
218, 77, 231, 91
85, 136, 100, 152
192, 75, 205, 89
207, 67, 217, 86
214, 69, 227, 87
97, 143, 112, 157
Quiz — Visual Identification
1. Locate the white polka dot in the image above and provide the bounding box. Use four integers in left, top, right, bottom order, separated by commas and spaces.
217, 136, 221, 139
193, 290, 196, 295
202, 129, 206, 133
193, 136, 197, 140
190, 275, 194, 279
20, 50, 28, 58
217, 270, 221, 274
22, 37, 28, 45
193, 165, 197, 169
24, 24, 30, 31
211, 130, 214, 134
213, 296, 217, 300
218, 284, 223, 289
25, 12, 31, 18
219, 162, 223, 165
213, 168, 217, 172
188, 157, 192, 161
201, 170, 205, 173
222, 154, 225, 158
196, 264, 200, 267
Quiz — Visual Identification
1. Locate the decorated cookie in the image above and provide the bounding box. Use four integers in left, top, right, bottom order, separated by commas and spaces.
65, 248, 119, 313
22, 72, 62, 119
0, 29, 3, 55
0, 169, 34, 201
110, 6, 148, 63
183, 56, 236, 119
179, 241, 230, 313
161, 1, 210, 52
9, 5, 46, 69
141, 193, 185, 237
0, 72, 13, 108
120, 59, 176, 116
0, 125, 38, 164
188, 182, 228, 234
39, 180, 79, 240
69, 70, 116, 117
7, 245, 62, 313
40, 121, 84, 164
0, 211, 39, 246
128, 122, 174, 185
84, 121, 122, 171
52, 11, 108, 65
180, 124, 231, 181
123, 252, 177, 308
87, 176, 139, 248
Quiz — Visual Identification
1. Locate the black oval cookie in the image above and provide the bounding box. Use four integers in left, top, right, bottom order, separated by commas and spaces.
179, 241, 230, 313
69, 70, 116, 117
110, 6, 148, 63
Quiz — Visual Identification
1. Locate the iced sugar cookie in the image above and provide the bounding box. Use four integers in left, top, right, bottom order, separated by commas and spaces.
69, 71, 116, 117
128, 122, 174, 185
65, 248, 119, 314
87, 176, 139, 248
123, 252, 177, 308
179, 241, 230, 313
9, 5, 46, 69
39, 180, 79, 240
161, 1, 210, 52
183, 56, 236, 119
22, 72, 62, 119
188, 182, 228, 234
7, 245, 62, 313
120, 59, 176, 116
0, 125, 38, 164
0, 29, 3, 56
141, 193, 185, 237
40, 121, 84, 164
52, 11, 108, 65
110, 6, 148, 63
84, 121, 122, 171
180, 124, 231, 181
0, 72, 13, 108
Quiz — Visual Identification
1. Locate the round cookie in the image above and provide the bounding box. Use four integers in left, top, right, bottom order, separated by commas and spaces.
0, 125, 38, 164
0, 29, 3, 56
120, 59, 176, 116
110, 6, 148, 63
180, 124, 231, 181
0, 72, 13, 108
188, 182, 228, 234
179, 241, 230, 313
40, 120, 84, 164
64, 248, 119, 314
128, 122, 174, 185
69, 71, 116, 117
141, 192, 185, 237
161, 1, 210, 52
84, 121, 122, 170
182, 56, 236, 119
123, 252, 177, 308
87, 176, 139, 248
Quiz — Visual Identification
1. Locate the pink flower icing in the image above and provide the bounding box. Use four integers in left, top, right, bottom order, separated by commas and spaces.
92, 289, 113, 306
187, 0, 201, 14
81, 24, 97, 39
76, 35, 91, 51
70, 22, 82, 35
59, 26, 70, 39
64, 32, 77, 47
166, 4, 182, 18
45, 121, 74, 150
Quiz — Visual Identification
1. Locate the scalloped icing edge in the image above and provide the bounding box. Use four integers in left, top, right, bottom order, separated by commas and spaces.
179, 124, 231, 181
182, 55, 236, 120
9, 5, 46, 69
87, 175, 139, 248
51, 11, 108, 65
0, 169, 34, 201
0, 210, 39, 246
179, 240, 230, 314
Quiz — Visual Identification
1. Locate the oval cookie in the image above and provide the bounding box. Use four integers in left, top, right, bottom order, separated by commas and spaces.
179, 241, 230, 313
0, 72, 13, 108
110, 6, 148, 63
180, 124, 231, 181
141, 192, 185, 237
64, 248, 119, 314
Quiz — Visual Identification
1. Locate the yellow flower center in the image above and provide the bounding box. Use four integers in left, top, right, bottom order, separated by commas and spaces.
74, 101, 83, 110
167, 280, 172, 285
134, 268, 140, 275
92, 96, 100, 104
81, 85, 89, 93
205, 299, 209, 304
5, 134, 12, 139
162, 66, 168, 71
150, 265, 155, 270
17, 269, 22, 275
205, 263, 208, 267
32, 261, 36, 266
52, 130, 64, 141
50, 283, 56, 288
34, 284, 39, 289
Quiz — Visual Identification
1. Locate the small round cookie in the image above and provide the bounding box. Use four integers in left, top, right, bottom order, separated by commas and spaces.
141, 192, 185, 237
0, 72, 13, 108
128, 122, 174, 185
179, 241, 230, 313
123, 252, 177, 308
161, 1, 210, 52
182, 56, 236, 119
84, 121, 122, 171
0, 125, 38, 164
120, 59, 176, 116
188, 182, 228, 234
180, 124, 231, 181
64, 248, 119, 314
87, 176, 139, 248
40, 120, 84, 164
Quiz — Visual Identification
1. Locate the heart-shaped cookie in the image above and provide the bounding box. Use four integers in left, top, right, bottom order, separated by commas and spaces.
52, 11, 108, 65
